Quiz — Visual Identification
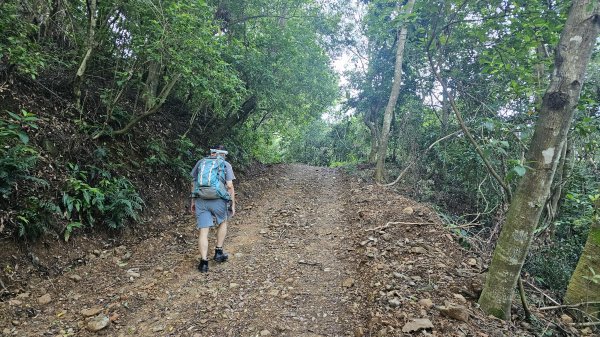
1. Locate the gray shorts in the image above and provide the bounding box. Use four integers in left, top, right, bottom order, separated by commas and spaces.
194, 198, 230, 229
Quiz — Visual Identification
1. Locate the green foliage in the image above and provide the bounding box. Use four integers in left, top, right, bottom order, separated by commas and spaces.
144, 136, 199, 178
16, 197, 61, 239
144, 140, 170, 167
0, 2, 46, 78
525, 241, 583, 297
171, 136, 198, 177
101, 176, 144, 230
0, 110, 42, 199
61, 164, 143, 241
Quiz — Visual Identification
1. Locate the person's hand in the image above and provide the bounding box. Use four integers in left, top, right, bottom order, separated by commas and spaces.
190, 201, 195, 214
230, 204, 235, 217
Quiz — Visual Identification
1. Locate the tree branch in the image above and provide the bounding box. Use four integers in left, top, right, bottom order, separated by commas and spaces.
379, 130, 461, 187
426, 48, 513, 201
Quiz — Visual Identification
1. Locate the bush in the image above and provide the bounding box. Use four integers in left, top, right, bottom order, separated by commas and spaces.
61, 164, 144, 241
0, 110, 42, 199
0, 2, 46, 78
16, 197, 61, 239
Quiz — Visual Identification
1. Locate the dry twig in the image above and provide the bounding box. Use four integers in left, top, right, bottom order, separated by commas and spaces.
524, 280, 561, 306
571, 321, 600, 328
365, 221, 436, 232
298, 260, 321, 266
539, 301, 600, 311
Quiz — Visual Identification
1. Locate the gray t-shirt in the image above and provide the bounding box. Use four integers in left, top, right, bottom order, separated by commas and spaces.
190, 157, 235, 183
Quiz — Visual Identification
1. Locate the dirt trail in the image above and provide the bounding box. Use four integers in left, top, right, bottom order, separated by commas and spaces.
1, 164, 361, 336
1, 164, 536, 337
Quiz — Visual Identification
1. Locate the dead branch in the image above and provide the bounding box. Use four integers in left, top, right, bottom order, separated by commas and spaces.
539, 301, 600, 311
524, 280, 561, 306
365, 221, 436, 232
298, 260, 321, 266
571, 321, 600, 328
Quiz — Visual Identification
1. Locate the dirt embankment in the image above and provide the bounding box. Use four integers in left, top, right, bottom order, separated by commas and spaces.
1, 164, 534, 336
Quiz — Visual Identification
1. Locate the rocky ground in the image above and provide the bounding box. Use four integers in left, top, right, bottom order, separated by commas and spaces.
0, 164, 572, 336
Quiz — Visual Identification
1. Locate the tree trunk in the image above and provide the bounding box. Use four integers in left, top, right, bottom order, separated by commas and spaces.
564, 199, 600, 319
364, 103, 381, 164
374, 0, 415, 183
478, 0, 600, 320
112, 73, 181, 136
210, 95, 258, 141
143, 61, 162, 111
73, 0, 97, 111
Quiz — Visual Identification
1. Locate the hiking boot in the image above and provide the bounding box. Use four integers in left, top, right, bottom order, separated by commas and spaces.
198, 259, 209, 273
213, 248, 229, 263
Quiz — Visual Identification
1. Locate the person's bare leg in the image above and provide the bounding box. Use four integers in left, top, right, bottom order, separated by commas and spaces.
198, 227, 210, 260
216, 221, 228, 248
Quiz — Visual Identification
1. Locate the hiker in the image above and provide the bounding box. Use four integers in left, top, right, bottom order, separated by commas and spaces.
190, 145, 236, 273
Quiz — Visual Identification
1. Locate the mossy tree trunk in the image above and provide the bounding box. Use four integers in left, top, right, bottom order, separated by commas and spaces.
564, 199, 600, 318
478, 0, 600, 320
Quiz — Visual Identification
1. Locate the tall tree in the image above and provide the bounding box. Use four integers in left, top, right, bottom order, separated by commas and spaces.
374, 0, 415, 182
478, 0, 600, 320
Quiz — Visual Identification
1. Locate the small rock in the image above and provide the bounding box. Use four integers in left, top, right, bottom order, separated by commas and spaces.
342, 278, 355, 288
8, 299, 22, 306
259, 229, 268, 234
3, 328, 11, 335
418, 298, 434, 308
152, 325, 165, 332
393, 272, 405, 279
81, 307, 103, 317
409, 247, 427, 254
126, 269, 140, 278
69, 274, 82, 282
467, 258, 478, 267
560, 314, 573, 324
439, 304, 469, 322
230, 283, 239, 288
354, 326, 364, 337
38, 294, 52, 305
155, 266, 164, 272
12, 320, 20, 326
453, 293, 467, 304
87, 315, 110, 332
402, 207, 414, 215
581, 327, 593, 335
16, 292, 30, 299
109, 312, 120, 322
388, 298, 401, 307
402, 318, 434, 333
260, 329, 271, 336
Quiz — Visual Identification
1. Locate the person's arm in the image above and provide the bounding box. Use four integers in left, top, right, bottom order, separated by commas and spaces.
226, 180, 235, 217
190, 181, 195, 214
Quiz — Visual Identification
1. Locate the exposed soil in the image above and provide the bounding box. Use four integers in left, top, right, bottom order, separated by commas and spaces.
1, 164, 546, 336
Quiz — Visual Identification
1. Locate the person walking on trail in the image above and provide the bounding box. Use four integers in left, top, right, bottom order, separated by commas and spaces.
190, 145, 236, 273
